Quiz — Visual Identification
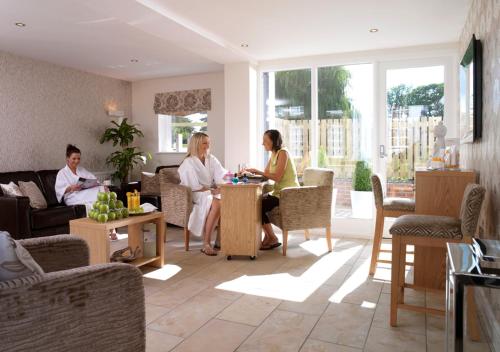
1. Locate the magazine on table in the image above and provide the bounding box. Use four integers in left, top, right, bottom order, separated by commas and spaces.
77, 177, 100, 189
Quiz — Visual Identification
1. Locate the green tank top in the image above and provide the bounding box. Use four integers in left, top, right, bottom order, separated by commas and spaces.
269, 148, 300, 198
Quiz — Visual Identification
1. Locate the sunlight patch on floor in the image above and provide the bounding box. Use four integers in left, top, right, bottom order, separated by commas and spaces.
215, 243, 363, 302
329, 256, 370, 304
143, 264, 182, 281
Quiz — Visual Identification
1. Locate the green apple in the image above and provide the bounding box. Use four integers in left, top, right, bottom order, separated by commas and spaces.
99, 204, 109, 214
97, 213, 108, 223
97, 192, 106, 202
121, 208, 129, 218
108, 211, 117, 221
109, 192, 117, 200
115, 210, 123, 220
116, 200, 124, 209
109, 199, 117, 209
93, 201, 101, 210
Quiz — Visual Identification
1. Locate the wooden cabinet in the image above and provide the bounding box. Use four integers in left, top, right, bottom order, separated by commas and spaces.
220, 183, 263, 259
414, 169, 477, 289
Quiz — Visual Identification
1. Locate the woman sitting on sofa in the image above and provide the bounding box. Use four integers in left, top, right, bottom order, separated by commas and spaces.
55, 145, 115, 238
178, 132, 226, 256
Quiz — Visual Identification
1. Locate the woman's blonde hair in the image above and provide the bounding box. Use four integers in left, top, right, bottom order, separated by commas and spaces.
186, 132, 209, 158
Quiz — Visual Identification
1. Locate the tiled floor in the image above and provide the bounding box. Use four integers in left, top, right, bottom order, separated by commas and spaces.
115, 227, 491, 352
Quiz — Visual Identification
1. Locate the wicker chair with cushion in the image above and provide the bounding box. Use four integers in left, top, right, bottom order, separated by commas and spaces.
388, 183, 485, 327
267, 168, 334, 256
369, 174, 415, 275
158, 167, 192, 250
0, 235, 145, 352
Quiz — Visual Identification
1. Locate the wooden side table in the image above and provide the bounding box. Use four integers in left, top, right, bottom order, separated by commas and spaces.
414, 169, 477, 289
70, 212, 165, 267
220, 183, 263, 260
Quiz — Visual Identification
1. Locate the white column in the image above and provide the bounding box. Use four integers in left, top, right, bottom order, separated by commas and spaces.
224, 62, 258, 172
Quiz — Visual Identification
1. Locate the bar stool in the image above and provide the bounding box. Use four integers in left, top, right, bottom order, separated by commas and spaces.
389, 183, 485, 327
369, 174, 415, 275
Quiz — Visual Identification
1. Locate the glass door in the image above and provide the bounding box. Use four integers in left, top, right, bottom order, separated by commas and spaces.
379, 64, 445, 198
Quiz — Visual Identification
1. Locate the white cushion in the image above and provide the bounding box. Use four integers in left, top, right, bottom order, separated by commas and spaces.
0, 182, 23, 197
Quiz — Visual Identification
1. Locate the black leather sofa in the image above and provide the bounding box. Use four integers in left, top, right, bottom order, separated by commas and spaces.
0, 170, 86, 240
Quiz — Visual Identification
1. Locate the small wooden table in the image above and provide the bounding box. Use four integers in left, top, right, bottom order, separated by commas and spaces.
70, 212, 165, 267
220, 183, 263, 260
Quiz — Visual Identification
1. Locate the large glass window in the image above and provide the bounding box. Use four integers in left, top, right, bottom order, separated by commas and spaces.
158, 113, 208, 152
318, 64, 374, 213
263, 69, 311, 173
385, 66, 444, 197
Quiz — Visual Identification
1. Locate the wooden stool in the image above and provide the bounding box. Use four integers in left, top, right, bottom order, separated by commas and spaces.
389, 184, 485, 331
369, 174, 415, 275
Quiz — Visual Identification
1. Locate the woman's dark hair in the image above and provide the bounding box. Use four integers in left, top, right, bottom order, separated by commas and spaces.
66, 144, 81, 158
264, 129, 283, 152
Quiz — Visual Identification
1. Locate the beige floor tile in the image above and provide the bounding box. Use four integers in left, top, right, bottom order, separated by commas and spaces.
364, 326, 426, 352
377, 290, 425, 307
372, 302, 426, 335
146, 304, 171, 325
146, 329, 183, 352
145, 277, 211, 309
279, 285, 336, 316
237, 309, 319, 352
218, 294, 281, 326
336, 281, 383, 305
148, 293, 233, 338
310, 303, 374, 348
300, 339, 362, 351
172, 319, 254, 352
426, 291, 445, 310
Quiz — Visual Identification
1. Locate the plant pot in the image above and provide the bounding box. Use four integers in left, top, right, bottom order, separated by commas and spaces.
350, 190, 374, 219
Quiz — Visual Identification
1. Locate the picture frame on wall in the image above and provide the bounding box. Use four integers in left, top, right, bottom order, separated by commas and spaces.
459, 34, 483, 143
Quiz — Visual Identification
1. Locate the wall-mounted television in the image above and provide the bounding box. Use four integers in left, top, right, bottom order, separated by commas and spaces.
460, 34, 482, 143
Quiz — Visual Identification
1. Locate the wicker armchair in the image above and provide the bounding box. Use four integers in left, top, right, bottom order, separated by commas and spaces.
0, 235, 145, 352
158, 167, 192, 250
267, 168, 334, 256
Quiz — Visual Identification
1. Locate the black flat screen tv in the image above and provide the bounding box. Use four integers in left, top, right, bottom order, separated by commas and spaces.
460, 34, 482, 143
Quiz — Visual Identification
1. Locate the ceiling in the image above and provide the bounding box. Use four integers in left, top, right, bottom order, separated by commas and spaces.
0, 0, 471, 81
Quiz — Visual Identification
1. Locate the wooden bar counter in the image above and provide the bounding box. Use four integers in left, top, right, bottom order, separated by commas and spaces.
220, 183, 263, 260
414, 169, 476, 289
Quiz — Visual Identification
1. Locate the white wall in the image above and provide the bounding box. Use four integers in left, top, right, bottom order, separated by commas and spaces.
224, 62, 259, 172
131, 71, 225, 172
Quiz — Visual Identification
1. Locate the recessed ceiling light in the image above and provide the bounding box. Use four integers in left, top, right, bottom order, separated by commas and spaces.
15, 22, 26, 27
130, 59, 139, 63
369, 28, 379, 33
240, 43, 249, 48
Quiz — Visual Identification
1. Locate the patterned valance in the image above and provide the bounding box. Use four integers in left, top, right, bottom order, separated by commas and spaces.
153, 88, 211, 116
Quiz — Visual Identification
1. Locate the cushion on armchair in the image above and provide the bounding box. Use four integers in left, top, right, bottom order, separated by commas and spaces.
0, 231, 44, 282
159, 167, 181, 184
36, 169, 61, 206
141, 172, 160, 195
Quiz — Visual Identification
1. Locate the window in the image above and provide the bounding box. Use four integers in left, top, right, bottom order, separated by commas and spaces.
158, 113, 208, 152
263, 69, 311, 173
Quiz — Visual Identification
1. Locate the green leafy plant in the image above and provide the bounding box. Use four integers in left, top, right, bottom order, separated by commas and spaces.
100, 118, 151, 184
352, 161, 372, 192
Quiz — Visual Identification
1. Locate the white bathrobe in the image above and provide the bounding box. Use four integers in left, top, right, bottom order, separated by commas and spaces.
55, 165, 102, 212
178, 154, 227, 237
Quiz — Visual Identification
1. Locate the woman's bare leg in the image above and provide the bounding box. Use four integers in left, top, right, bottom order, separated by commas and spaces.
262, 223, 279, 246
202, 199, 221, 254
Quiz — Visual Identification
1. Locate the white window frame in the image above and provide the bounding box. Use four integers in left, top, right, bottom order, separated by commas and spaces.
157, 112, 208, 154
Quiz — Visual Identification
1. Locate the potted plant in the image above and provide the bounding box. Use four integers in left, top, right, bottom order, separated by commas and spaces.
100, 118, 151, 185
350, 160, 374, 219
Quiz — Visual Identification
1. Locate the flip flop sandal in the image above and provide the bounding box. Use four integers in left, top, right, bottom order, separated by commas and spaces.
201, 247, 218, 256
260, 242, 282, 250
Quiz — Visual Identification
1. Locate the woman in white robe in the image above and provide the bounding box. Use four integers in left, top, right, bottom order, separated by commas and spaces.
55, 144, 104, 209
178, 133, 227, 256
55, 145, 115, 239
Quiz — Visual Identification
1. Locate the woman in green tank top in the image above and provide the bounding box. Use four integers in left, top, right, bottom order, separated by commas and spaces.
245, 130, 300, 250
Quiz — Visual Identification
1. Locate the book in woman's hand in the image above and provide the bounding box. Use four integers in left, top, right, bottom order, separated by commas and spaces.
77, 177, 99, 189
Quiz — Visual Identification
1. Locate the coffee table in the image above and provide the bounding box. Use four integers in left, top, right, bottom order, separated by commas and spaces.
70, 212, 165, 267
